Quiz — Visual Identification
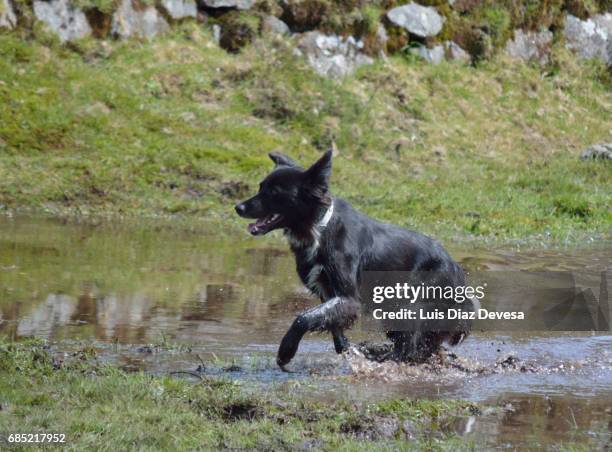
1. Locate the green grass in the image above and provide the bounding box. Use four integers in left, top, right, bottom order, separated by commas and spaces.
0, 24, 610, 245
0, 339, 478, 450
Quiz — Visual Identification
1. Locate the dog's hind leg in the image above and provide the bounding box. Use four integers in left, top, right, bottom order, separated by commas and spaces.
277, 296, 358, 369
387, 331, 445, 362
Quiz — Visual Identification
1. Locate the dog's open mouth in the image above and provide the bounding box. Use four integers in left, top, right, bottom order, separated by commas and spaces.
247, 214, 283, 236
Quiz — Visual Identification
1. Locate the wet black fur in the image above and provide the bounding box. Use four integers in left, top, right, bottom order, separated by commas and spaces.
236, 151, 473, 370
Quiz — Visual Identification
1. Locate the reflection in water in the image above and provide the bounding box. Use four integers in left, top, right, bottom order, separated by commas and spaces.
0, 215, 610, 449
474, 393, 611, 448
16, 294, 76, 337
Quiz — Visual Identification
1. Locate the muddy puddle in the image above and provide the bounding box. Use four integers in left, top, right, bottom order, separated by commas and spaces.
1, 215, 610, 448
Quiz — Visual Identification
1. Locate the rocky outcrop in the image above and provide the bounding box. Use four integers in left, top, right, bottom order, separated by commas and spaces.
200, 0, 254, 10
262, 15, 289, 35
4, 0, 612, 73
111, 0, 169, 39
212, 23, 221, 43
33, 0, 91, 42
412, 44, 445, 64
296, 31, 373, 78
387, 2, 444, 38
505, 29, 553, 65
159, 0, 197, 20
445, 41, 470, 63
564, 13, 612, 65
580, 143, 612, 160
376, 25, 388, 49
0, 0, 16, 29
410, 41, 470, 65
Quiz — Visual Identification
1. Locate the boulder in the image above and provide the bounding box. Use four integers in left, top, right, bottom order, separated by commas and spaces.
376, 24, 389, 48
387, 2, 444, 38
296, 31, 373, 78
212, 23, 221, 44
580, 143, 612, 160
111, 0, 169, 39
159, 0, 197, 19
411, 44, 444, 64
373, 417, 400, 439
0, 0, 16, 29
402, 420, 417, 440
444, 40, 470, 62
200, 0, 254, 10
564, 13, 612, 65
262, 15, 289, 35
505, 29, 553, 65
33, 0, 91, 42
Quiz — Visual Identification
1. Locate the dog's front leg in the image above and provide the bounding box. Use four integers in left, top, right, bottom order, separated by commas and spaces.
319, 296, 350, 354
277, 296, 359, 370
331, 328, 349, 354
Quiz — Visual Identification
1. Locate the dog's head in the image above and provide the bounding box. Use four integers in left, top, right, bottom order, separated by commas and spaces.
235, 151, 333, 236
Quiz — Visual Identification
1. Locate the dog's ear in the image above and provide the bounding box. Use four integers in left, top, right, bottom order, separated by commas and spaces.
303, 150, 332, 194
269, 152, 298, 168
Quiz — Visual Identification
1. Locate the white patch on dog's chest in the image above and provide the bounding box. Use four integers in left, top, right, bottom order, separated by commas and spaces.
286, 202, 334, 296
287, 230, 321, 262
286, 201, 333, 261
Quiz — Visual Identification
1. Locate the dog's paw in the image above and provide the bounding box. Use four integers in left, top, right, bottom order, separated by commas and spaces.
276, 357, 293, 372
276, 345, 297, 369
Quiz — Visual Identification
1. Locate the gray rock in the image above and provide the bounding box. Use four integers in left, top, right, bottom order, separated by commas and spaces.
412, 44, 444, 64
213, 24, 221, 45
296, 31, 373, 78
200, 0, 254, 10
376, 24, 388, 47
111, 0, 169, 39
564, 13, 612, 65
402, 420, 417, 440
0, 0, 16, 29
33, 0, 91, 42
375, 25, 389, 59
262, 15, 289, 35
580, 143, 612, 160
387, 2, 444, 38
212, 23, 221, 44
505, 29, 553, 65
373, 417, 400, 439
159, 0, 197, 19
444, 40, 470, 62
180, 111, 196, 122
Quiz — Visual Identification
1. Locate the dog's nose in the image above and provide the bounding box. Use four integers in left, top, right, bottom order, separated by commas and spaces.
235, 203, 246, 216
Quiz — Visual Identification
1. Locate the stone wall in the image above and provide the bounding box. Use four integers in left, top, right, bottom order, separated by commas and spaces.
1, 0, 610, 77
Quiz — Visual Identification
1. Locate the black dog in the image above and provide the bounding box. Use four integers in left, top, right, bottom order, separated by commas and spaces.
235, 151, 473, 370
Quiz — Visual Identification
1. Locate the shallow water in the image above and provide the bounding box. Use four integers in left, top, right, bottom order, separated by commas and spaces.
1, 216, 610, 448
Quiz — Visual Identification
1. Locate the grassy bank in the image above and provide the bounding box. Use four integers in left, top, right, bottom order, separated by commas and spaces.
0, 25, 610, 244
0, 339, 479, 449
